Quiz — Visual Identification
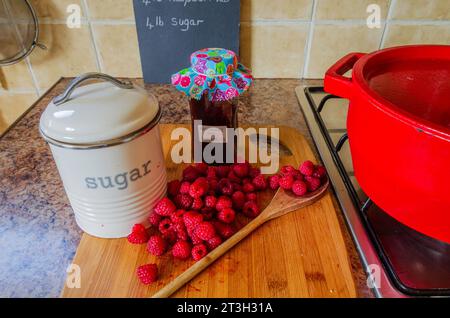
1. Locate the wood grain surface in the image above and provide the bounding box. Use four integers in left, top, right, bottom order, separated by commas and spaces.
62, 124, 357, 298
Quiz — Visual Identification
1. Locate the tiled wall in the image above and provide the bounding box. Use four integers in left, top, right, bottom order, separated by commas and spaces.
1, 0, 449, 133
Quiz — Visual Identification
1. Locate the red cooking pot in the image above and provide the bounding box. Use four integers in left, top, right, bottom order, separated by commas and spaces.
324, 45, 450, 244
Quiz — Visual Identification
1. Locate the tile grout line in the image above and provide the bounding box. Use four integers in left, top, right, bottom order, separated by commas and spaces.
0, 88, 37, 95
379, 0, 396, 49
24, 56, 40, 97
81, 0, 103, 73
302, 0, 318, 79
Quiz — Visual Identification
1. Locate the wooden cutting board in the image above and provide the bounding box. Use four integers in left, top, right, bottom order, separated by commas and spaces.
62, 124, 356, 298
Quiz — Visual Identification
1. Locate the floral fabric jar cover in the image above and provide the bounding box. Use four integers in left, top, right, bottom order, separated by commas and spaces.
172, 48, 253, 102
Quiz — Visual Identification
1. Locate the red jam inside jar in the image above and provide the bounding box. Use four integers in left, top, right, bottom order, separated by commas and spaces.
190, 93, 238, 164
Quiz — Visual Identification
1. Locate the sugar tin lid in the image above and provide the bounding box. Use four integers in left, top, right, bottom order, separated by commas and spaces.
39, 73, 160, 148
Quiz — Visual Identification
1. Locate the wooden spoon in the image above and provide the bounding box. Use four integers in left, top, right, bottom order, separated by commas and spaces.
151, 179, 329, 298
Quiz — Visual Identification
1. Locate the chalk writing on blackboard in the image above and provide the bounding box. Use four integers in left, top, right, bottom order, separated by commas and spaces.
146, 16, 205, 32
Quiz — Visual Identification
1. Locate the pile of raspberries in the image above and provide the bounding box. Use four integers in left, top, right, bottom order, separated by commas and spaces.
130, 161, 327, 284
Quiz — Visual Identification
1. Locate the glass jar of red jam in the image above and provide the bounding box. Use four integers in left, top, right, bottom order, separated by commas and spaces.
172, 48, 253, 164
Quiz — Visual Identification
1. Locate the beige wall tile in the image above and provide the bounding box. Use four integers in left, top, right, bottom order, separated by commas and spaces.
392, 0, 450, 20
0, 60, 35, 91
316, 0, 390, 20
306, 24, 383, 78
29, 24, 98, 91
0, 93, 37, 133
30, 0, 84, 20
93, 25, 142, 77
240, 24, 308, 78
87, 0, 135, 20
383, 24, 450, 47
241, 0, 313, 21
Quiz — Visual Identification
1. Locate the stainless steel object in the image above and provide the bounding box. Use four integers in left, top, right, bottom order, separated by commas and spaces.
0, 0, 45, 65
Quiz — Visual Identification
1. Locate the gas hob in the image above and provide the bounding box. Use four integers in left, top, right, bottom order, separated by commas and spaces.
296, 84, 450, 298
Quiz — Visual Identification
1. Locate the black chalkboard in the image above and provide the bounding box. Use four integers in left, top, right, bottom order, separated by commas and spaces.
133, 0, 240, 84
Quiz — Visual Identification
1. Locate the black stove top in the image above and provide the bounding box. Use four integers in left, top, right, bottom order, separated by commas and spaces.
298, 85, 450, 297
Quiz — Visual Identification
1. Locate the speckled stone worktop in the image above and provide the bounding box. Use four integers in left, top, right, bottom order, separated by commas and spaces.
0, 78, 371, 297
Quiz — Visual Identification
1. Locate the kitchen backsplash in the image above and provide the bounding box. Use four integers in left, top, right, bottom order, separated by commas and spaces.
0, 0, 449, 133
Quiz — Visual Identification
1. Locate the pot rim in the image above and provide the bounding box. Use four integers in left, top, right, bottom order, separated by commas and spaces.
40, 106, 162, 150
352, 45, 450, 142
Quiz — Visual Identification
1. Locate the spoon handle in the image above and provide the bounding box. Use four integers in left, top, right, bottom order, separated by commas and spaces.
151, 215, 267, 298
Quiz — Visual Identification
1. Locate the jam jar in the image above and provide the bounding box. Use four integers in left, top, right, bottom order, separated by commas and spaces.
172, 48, 253, 164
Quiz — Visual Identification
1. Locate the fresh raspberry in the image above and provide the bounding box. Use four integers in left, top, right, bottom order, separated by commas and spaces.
146, 235, 167, 256
313, 165, 327, 179
206, 236, 223, 251
192, 244, 208, 261
242, 182, 255, 193
252, 174, 267, 190
179, 181, 191, 194
173, 221, 188, 241
215, 165, 230, 178
280, 165, 297, 176
213, 221, 236, 239
189, 177, 209, 198
246, 192, 257, 201
148, 212, 162, 227
167, 180, 181, 197
292, 180, 308, 196
233, 163, 249, 178
242, 178, 252, 184
200, 207, 215, 220
206, 166, 217, 179
189, 230, 204, 245
305, 176, 321, 191
242, 201, 260, 218
194, 221, 216, 241
293, 171, 304, 181
172, 240, 192, 260
170, 209, 185, 223
217, 208, 236, 224
279, 175, 294, 190
174, 194, 193, 210
183, 211, 204, 230
162, 230, 177, 244
194, 162, 208, 175
299, 160, 315, 176
227, 170, 241, 184
249, 167, 261, 178
207, 178, 219, 194
154, 197, 176, 216
182, 165, 200, 182
233, 183, 243, 192
158, 218, 173, 235
191, 197, 204, 210
268, 175, 280, 190
218, 178, 234, 196
204, 195, 217, 208
127, 230, 149, 244
215, 196, 232, 211
231, 191, 246, 209
132, 224, 146, 233
137, 264, 158, 284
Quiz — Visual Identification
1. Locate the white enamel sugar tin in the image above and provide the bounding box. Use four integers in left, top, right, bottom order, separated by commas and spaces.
40, 73, 167, 238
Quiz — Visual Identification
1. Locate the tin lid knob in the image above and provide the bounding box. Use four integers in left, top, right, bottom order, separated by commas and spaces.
53, 73, 134, 106
40, 73, 160, 147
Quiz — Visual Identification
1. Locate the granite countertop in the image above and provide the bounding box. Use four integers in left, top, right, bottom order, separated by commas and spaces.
0, 78, 371, 297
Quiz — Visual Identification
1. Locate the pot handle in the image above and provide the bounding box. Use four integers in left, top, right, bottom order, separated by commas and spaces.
324, 52, 365, 99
